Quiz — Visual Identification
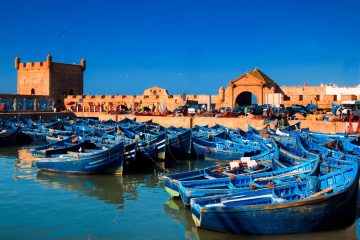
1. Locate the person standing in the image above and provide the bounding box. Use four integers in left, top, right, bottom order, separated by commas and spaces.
337, 106, 343, 120
346, 109, 351, 122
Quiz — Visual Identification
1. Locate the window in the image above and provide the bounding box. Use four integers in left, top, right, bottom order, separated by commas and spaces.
283, 95, 290, 101
333, 95, 337, 101
316, 95, 320, 101
31, 88, 35, 95
299, 95, 303, 101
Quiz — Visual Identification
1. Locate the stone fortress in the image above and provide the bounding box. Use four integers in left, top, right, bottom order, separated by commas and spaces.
15, 55, 85, 107
14, 55, 360, 111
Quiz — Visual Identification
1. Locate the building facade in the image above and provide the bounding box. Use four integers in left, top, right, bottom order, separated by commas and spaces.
16, 55, 85, 107
14, 55, 359, 111
64, 67, 360, 112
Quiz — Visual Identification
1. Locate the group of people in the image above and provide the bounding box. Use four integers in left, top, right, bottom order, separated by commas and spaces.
336, 106, 353, 122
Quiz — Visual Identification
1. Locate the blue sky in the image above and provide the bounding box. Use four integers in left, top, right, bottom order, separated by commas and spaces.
0, 0, 359, 95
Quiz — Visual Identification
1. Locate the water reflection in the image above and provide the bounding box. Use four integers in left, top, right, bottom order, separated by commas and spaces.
14, 145, 37, 179
36, 172, 138, 209
0, 145, 19, 158
164, 199, 200, 240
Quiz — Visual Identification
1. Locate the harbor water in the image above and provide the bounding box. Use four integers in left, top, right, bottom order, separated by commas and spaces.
0, 145, 358, 239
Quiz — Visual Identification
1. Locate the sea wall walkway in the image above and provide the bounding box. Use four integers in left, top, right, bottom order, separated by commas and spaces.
75, 112, 350, 134
0, 111, 352, 134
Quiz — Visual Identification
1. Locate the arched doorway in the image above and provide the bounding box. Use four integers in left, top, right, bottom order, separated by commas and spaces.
235, 91, 258, 106
31, 88, 35, 95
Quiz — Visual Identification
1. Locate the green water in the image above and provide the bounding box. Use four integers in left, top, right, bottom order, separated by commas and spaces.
0, 145, 358, 239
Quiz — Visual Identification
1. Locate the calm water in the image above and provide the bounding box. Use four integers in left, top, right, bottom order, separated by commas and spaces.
0, 145, 359, 240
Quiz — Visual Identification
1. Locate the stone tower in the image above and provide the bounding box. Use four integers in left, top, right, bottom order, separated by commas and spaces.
16, 54, 86, 106
219, 86, 225, 102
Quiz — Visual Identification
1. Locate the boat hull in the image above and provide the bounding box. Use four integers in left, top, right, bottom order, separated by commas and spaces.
35, 142, 124, 175
191, 175, 359, 234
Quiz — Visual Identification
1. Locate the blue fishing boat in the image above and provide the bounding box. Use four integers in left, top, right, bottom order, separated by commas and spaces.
302, 128, 357, 140
0, 120, 20, 146
119, 125, 166, 160
166, 126, 192, 159
163, 145, 277, 198
298, 135, 360, 164
275, 139, 320, 169
178, 158, 320, 206
35, 141, 125, 175
192, 125, 227, 139
191, 135, 260, 160
31, 135, 86, 157
248, 124, 296, 145
335, 138, 360, 156
191, 160, 359, 234
88, 129, 157, 171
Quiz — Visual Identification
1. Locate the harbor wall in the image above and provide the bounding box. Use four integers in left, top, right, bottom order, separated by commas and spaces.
0, 112, 74, 120
0, 112, 351, 134
76, 112, 349, 134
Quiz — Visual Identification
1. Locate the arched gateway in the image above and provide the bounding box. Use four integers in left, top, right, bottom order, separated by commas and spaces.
235, 91, 258, 106
221, 68, 281, 108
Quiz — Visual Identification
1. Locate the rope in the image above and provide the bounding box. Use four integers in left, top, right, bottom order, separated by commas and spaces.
144, 151, 171, 173
166, 141, 181, 161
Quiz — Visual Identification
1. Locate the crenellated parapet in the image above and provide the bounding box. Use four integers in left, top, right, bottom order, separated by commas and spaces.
15, 54, 86, 71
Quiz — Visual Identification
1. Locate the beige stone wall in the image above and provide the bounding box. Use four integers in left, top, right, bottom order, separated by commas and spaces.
50, 62, 84, 100
16, 55, 85, 108
62, 67, 359, 110
17, 61, 50, 96
281, 86, 341, 108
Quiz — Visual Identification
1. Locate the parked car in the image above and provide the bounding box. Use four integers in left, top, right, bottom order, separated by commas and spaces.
232, 106, 245, 115
244, 105, 263, 115
218, 106, 232, 113
173, 106, 188, 114
187, 104, 203, 115
286, 105, 307, 116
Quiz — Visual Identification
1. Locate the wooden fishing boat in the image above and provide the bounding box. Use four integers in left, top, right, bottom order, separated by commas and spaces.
35, 141, 125, 175
31, 135, 86, 157
191, 135, 260, 160
178, 158, 320, 206
275, 139, 320, 169
119, 126, 166, 160
302, 128, 357, 140
336, 138, 360, 156
0, 120, 20, 146
166, 126, 192, 159
163, 145, 278, 198
248, 124, 296, 145
191, 160, 359, 234
87, 131, 157, 171
298, 135, 360, 164
192, 125, 227, 139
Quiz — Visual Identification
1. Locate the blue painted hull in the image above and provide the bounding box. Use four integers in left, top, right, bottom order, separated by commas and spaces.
31, 136, 86, 157
0, 125, 20, 146
35, 142, 124, 175
167, 128, 192, 159
299, 135, 360, 165
192, 184, 358, 234
179, 159, 319, 206
21, 130, 48, 141
191, 163, 359, 234
163, 147, 277, 198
